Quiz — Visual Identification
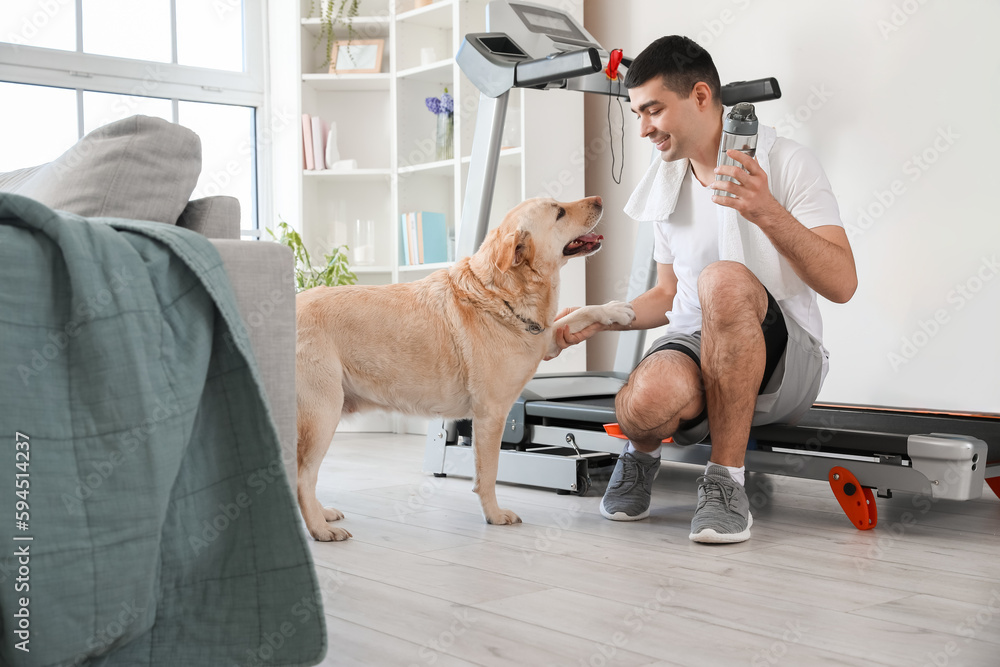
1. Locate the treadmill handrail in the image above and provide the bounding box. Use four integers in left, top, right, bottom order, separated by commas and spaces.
513, 47, 602, 88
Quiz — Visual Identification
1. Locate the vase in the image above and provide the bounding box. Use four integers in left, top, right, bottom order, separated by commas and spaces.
352, 219, 375, 266
435, 112, 454, 161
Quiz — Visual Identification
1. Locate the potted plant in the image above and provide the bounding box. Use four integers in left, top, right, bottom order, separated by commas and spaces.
310, 0, 361, 70
267, 220, 358, 291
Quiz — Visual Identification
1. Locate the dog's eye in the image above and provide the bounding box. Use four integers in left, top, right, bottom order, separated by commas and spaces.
556, 207, 565, 220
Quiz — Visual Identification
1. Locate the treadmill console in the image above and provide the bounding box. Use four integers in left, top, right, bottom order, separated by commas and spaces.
505, 2, 601, 51
487, 1, 605, 55
454, 1, 607, 96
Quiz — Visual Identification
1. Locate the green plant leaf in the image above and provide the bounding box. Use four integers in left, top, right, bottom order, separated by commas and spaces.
311, 0, 361, 70
268, 218, 358, 292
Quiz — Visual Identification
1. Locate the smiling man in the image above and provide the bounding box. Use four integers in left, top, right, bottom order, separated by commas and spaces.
551, 35, 857, 543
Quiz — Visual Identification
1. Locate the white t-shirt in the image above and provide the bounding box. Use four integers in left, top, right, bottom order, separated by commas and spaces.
653, 137, 844, 348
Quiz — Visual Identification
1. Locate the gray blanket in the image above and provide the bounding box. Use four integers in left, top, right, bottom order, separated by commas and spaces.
0, 193, 325, 666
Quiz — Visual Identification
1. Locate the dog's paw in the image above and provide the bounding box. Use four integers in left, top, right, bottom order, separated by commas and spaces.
323, 506, 346, 522
485, 509, 522, 525
310, 523, 353, 542
601, 301, 635, 326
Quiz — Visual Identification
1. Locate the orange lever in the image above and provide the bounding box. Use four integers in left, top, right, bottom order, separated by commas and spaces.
604, 423, 672, 444
829, 466, 877, 530
987, 460, 1000, 500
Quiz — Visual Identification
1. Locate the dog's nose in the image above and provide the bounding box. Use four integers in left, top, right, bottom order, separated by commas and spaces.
592, 196, 603, 208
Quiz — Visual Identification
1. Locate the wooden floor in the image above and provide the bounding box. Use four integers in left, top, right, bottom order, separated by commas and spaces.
306, 433, 1000, 667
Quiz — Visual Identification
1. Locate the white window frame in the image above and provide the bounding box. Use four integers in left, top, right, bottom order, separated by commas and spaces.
0, 0, 270, 237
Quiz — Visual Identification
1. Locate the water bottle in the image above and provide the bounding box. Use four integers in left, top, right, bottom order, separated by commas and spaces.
713, 102, 758, 198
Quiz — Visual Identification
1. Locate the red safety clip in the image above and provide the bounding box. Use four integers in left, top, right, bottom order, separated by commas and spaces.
605, 49, 623, 80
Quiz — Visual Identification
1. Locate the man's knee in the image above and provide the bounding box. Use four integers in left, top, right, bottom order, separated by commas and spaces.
615, 354, 701, 441
698, 261, 766, 320
616, 380, 666, 442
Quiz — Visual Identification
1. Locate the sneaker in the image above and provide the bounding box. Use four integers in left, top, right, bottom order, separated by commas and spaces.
689, 464, 753, 543
600, 445, 660, 521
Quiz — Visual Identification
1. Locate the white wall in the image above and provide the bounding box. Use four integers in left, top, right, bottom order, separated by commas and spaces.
483, 0, 594, 375
582, 0, 1000, 414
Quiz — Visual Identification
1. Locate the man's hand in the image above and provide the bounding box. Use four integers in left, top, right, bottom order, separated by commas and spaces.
710, 149, 784, 227
544, 307, 606, 361
711, 149, 858, 303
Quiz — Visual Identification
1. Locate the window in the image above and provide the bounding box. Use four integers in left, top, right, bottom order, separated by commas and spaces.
0, 83, 78, 171
179, 101, 257, 226
0, 0, 265, 236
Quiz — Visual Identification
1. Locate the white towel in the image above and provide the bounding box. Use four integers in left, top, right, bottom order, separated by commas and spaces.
624, 124, 805, 301
623, 149, 688, 223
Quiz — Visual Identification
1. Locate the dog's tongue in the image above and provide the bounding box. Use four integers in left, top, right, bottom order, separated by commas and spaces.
576, 233, 603, 244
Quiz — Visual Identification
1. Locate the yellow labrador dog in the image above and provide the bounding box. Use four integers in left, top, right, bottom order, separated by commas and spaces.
295, 196, 634, 541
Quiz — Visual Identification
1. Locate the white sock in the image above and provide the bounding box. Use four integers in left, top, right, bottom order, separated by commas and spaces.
709, 463, 745, 486
627, 441, 661, 458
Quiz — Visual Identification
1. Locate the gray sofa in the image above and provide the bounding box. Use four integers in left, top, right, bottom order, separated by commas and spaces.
0, 115, 298, 486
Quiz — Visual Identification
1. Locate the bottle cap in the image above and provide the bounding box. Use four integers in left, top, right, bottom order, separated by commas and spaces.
723, 102, 758, 136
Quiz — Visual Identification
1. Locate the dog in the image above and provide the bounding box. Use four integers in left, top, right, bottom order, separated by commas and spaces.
295, 196, 635, 541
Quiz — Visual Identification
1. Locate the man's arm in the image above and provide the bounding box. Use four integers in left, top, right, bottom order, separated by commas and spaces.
757, 217, 855, 304
611, 262, 678, 331
713, 149, 858, 304
547, 263, 678, 358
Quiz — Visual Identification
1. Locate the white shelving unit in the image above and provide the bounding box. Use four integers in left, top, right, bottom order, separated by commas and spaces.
274, 0, 589, 432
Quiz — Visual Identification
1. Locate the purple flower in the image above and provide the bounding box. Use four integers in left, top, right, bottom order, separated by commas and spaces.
425, 92, 454, 116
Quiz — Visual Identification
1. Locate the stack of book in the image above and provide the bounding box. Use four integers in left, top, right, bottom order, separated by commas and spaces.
399, 212, 448, 265
301, 113, 328, 170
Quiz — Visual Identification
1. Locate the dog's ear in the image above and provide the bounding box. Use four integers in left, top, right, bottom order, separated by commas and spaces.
496, 228, 534, 273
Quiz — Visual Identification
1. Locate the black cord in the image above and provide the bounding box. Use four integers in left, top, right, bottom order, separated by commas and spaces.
607, 77, 625, 184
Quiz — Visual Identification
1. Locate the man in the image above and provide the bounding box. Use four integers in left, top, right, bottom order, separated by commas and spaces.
550, 36, 857, 544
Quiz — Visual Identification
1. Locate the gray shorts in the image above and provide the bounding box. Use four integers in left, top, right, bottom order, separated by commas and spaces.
642, 304, 825, 446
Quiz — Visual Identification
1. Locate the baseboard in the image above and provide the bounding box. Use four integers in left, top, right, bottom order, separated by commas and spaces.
337, 411, 394, 433
396, 415, 430, 436
336, 411, 429, 435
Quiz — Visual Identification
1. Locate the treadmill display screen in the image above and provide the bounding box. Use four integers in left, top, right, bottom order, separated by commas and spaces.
480, 35, 528, 58
510, 3, 592, 45
524, 13, 572, 33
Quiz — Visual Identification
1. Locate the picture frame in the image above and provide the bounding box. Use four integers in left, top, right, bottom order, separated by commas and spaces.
329, 39, 385, 74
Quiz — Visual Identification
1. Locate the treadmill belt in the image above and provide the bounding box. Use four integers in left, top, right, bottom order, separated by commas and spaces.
794, 405, 1000, 460
524, 395, 616, 422
518, 398, 1000, 461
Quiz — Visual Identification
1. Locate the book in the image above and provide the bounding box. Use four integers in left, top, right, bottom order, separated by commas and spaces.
418, 211, 448, 264
301, 114, 314, 170
311, 116, 325, 170
407, 212, 418, 265
416, 213, 425, 263
399, 213, 410, 265
399, 211, 449, 265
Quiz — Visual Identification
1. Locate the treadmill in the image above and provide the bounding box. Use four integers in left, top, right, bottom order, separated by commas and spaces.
423, 0, 999, 528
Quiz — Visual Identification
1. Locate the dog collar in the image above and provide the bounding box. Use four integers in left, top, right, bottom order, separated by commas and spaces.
503, 300, 545, 335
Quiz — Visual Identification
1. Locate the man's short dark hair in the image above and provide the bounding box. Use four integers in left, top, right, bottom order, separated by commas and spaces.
624, 36, 721, 107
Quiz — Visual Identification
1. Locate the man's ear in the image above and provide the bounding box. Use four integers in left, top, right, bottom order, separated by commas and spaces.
496, 228, 533, 273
